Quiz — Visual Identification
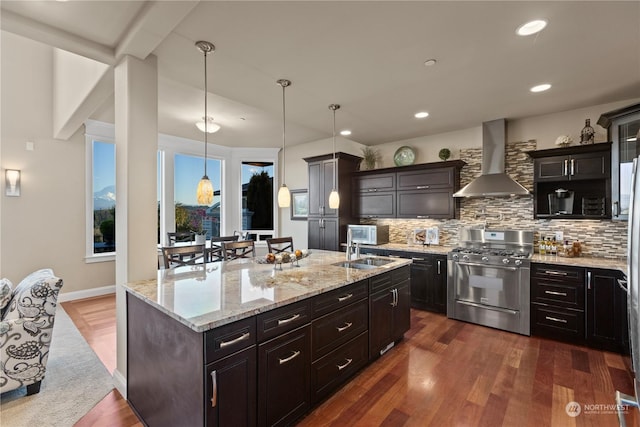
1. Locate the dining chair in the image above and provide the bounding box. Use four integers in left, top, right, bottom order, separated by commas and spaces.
161, 244, 206, 269
222, 240, 255, 260
167, 231, 195, 245
266, 237, 294, 254
209, 235, 240, 262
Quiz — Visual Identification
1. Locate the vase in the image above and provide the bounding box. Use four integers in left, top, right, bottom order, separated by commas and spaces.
580, 119, 595, 144
195, 234, 206, 244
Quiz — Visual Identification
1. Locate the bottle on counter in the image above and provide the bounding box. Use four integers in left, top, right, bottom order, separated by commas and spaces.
551, 237, 557, 255
539, 238, 546, 255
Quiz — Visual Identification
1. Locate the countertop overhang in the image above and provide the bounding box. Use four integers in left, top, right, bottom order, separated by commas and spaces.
124, 250, 411, 333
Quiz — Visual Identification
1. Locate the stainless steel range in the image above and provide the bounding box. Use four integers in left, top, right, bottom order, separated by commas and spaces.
447, 228, 533, 335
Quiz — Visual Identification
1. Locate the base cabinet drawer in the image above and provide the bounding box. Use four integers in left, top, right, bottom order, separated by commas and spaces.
311, 299, 368, 360
531, 280, 584, 309
311, 332, 368, 404
531, 303, 585, 343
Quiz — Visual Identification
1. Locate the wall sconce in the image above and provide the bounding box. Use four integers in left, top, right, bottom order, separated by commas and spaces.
5, 169, 21, 197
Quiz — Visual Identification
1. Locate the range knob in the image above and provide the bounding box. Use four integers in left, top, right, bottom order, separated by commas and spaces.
502, 258, 510, 264
481, 256, 489, 262
452, 254, 459, 260
514, 259, 522, 266
462, 255, 470, 261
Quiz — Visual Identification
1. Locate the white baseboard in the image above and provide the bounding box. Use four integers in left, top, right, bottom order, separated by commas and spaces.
112, 369, 127, 399
58, 284, 116, 302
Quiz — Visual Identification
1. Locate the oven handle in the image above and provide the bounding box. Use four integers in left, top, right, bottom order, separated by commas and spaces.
455, 299, 518, 315
457, 261, 518, 272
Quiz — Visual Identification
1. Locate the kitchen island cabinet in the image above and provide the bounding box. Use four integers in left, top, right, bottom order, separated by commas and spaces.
125, 251, 411, 427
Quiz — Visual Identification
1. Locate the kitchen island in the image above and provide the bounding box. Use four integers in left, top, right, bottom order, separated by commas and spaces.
124, 250, 411, 427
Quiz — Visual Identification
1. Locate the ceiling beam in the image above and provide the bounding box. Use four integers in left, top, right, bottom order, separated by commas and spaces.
0, 9, 115, 65
115, 1, 199, 60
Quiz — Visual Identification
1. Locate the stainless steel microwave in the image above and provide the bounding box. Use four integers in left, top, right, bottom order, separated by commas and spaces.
347, 224, 389, 245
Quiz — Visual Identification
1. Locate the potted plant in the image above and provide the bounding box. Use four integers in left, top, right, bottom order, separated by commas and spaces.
361, 147, 381, 170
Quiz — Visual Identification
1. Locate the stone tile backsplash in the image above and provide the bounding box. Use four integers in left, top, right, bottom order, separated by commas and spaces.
363, 140, 628, 259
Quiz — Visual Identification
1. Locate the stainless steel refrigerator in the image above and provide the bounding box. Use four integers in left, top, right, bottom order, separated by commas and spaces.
617, 155, 640, 425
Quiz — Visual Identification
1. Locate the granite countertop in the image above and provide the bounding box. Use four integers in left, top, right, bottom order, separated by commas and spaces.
124, 250, 411, 333
532, 254, 627, 275
358, 242, 627, 274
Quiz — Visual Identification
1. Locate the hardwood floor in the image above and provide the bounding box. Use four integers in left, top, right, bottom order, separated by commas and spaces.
62, 295, 637, 426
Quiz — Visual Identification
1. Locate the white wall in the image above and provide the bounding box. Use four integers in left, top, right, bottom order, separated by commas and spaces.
1, 32, 115, 292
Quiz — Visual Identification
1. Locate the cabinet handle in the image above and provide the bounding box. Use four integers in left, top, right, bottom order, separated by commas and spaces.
564, 159, 569, 176
544, 290, 567, 297
337, 293, 353, 302
277, 313, 301, 326
320, 206, 325, 216
416, 215, 430, 219
544, 270, 567, 276
545, 316, 568, 324
219, 332, 250, 348
416, 185, 430, 189
570, 159, 575, 176
368, 188, 378, 192
388, 254, 401, 258
613, 201, 620, 217
367, 215, 378, 218
389, 289, 396, 307
437, 260, 441, 275
587, 271, 592, 290
211, 370, 217, 408
336, 358, 353, 371
336, 322, 353, 332
411, 257, 425, 261
618, 279, 628, 292
279, 350, 301, 365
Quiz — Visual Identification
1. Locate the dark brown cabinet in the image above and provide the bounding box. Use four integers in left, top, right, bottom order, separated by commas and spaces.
528, 144, 612, 219
351, 161, 465, 219
531, 263, 627, 354
305, 153, 361, 251
531, 263, 586, 344
369, 266, 411, 359
127, 295, 258, 427
407, 253, 447, 313
258, 325, 311, 427
586, 268, 628, 354
207, 346, 257, 427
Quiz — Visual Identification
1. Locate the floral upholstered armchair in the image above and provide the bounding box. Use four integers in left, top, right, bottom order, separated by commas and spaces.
0, 269, 63, 395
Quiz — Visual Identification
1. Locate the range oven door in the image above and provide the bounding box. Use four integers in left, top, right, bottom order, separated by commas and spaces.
447, 260, 530, 336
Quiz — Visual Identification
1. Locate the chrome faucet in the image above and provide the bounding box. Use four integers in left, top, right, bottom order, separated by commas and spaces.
346, 229, 360, 261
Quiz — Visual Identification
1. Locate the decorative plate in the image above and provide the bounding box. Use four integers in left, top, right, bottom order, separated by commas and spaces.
393, 146, 415, 166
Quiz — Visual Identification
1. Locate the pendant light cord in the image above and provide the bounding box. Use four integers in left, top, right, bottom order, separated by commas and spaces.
332, 108, 336, 189
281, 83, 286, 185
203, 47, 208, 178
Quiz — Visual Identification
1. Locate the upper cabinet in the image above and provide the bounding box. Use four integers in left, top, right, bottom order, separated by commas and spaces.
598, 103, 640, 220
528, 143, 612, 219
351, 160, 465, 219
305, 152, 361, 251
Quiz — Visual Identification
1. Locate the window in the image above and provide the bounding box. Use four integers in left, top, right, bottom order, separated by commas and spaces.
174, 153, 222, 238
91, 141, 116, 254
241, 161, 274, 241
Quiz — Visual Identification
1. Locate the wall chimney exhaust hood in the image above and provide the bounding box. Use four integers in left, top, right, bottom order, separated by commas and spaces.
453, 118, 530, 198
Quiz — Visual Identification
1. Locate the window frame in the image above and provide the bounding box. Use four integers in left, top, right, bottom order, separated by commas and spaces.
85, 120, 116, 262
85, 121, 281, 262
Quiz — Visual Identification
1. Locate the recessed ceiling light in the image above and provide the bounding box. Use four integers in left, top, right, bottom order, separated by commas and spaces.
340, 130, 352, 136
424, 59, 437, 67
414, 112, 429, 119
516, 19, 547, 36
530, 83, 551, 93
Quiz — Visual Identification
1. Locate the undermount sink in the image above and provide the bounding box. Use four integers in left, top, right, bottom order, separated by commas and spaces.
332, 257, 395, 269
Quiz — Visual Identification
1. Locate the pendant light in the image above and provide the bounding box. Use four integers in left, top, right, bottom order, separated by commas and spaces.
195, 40, 215, 206
277, 79, 291, 208
328, 104, 340, 209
